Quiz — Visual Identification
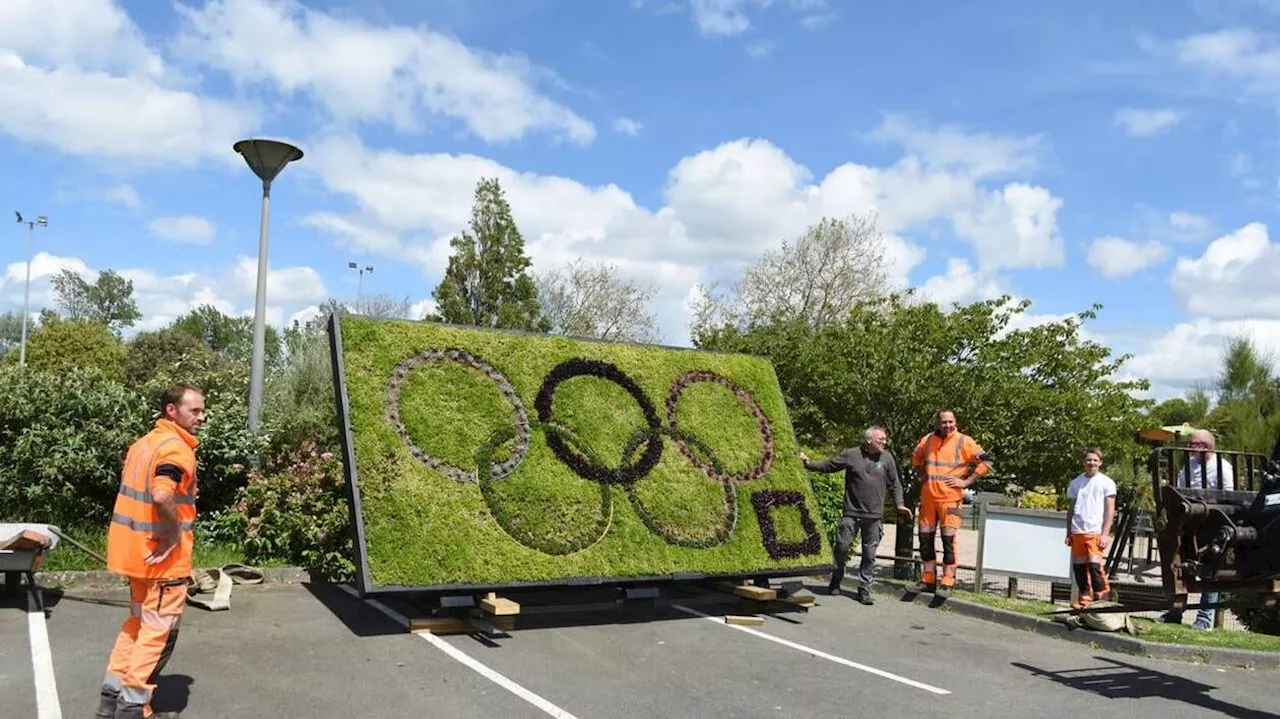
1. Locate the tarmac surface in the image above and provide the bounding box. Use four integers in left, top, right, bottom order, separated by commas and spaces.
2, 578, 1278, 719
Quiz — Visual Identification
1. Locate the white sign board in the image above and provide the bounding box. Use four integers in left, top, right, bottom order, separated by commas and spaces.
978, 505, 1071, 582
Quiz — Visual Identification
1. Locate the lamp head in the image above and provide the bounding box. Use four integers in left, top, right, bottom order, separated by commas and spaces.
35, 216, 47, 226
233, 138, 304, 185
348, 262, 357, 269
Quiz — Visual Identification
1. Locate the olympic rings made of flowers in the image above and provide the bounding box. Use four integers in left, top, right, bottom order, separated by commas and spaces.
620, 425, 738, 548
385, 347, 531, 484
665, 370, 776, 483
535, 358, 663, 485
475, 421, 613, 556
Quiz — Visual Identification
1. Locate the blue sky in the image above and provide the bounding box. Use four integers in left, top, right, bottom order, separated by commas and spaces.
3, 0, 1280, 400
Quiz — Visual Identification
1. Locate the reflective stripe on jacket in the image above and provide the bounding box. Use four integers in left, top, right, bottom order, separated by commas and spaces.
106, 419, 199, 580
910, 430, 991, 504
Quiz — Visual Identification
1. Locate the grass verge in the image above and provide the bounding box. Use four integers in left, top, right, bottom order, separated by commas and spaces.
872, 576, 1280, 653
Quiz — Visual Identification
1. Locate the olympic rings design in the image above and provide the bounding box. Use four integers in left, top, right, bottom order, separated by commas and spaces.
665, 370, 775, 483
385, 349, 819, 559
385, 348, 531, 484
476, 421, 613, 556
534, 358, 664, 485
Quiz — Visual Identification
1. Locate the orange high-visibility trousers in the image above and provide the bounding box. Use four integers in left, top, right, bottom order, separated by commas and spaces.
1069, 533, 1111, 604
102, 577, 187, 717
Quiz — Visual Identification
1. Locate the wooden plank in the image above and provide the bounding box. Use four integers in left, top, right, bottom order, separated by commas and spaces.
715, 581, 777, 601
724, 614, 764, 626
409, 617, 472, 635
479, 594, 521, 616
777, 593, 815, 606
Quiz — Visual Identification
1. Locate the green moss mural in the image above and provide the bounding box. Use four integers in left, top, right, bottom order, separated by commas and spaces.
329, 314, 832, 593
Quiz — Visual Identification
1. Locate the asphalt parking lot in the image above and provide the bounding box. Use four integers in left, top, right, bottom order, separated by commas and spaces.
3, 578, 1278, 719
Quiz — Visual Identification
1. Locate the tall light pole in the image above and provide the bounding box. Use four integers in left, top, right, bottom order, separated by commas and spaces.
233, 138, 304, 437
348, 261, 373, 310
13, 211, 47, 370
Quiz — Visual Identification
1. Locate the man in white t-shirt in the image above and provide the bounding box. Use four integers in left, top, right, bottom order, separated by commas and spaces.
1065, 447, 1117, 608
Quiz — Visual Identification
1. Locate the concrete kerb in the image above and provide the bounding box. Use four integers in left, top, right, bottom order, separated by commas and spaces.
845, 577, 1280, 671
32, 566, 311, 590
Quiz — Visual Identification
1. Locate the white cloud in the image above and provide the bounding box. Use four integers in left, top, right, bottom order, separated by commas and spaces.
149, 216, 216, 245
915, 258, 1006, 307
1113, 108, 1182, 137
613, 117, 643, 136
1087, 235, 1170, 278
1122, 318, 1280, 396
682, 0, 835, 37
173, 0, 595, 146
1170, 222, 1280, 319
302, 119, 1062, 344
867, 114, 1045, 179
0, 0, 257, 165
1170, 210, 1212, 237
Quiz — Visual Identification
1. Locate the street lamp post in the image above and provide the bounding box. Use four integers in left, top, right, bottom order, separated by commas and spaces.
233, 138, 304, 437
13, 211, 47, 370
347, 261, 373, 310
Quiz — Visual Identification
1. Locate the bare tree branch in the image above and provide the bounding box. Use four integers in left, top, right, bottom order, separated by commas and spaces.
691, 213, 891, 337
535, 258, 660, 343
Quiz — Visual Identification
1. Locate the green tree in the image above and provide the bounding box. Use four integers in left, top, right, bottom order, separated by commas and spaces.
1201, 337, 1280, 454
123, 328, 220, 388
432, 178, 548, 331
0, 311, 24, 354
50, 268, 142, 334
696, 292, 1151, 577
21, 316, 126, 381
171, 304, 282, 369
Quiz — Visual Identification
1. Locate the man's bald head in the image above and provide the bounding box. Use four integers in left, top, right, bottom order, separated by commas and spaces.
1190, 429, 1216, 451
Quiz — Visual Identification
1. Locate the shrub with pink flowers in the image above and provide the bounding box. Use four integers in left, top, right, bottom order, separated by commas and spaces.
233, 434, 354, 582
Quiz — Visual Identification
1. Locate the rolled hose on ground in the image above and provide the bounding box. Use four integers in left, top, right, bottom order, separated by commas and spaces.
49, 526, 265, 611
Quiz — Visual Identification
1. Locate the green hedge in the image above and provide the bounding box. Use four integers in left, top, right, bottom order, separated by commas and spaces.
333, 315, 833, 590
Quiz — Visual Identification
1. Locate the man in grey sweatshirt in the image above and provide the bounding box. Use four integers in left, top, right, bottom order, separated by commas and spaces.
801, 425, 912, 604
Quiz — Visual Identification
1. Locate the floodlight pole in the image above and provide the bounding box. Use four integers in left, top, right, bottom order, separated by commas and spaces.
14, 212, 47, 370
348, 262, 373, 309
233, 139, 304, 437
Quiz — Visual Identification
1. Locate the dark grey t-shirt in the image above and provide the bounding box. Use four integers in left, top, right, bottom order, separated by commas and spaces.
805, 446, 904, 519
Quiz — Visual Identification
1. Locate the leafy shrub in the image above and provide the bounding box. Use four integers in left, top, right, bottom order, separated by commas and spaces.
1019, 488, 1060, 511
805, 463, 844, 545
234, 435, 354, 582
0, 366, 148, 528
124, 328, 218, 387
1227, 594, 1280, 636
21, 318, 126, 381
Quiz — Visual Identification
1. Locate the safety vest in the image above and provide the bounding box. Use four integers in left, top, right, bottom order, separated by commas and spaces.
911, 430, 991, 504
105, 419, 199, 580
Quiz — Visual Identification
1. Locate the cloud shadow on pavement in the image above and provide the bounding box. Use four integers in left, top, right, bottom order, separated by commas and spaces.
1012, 656, 1275, 718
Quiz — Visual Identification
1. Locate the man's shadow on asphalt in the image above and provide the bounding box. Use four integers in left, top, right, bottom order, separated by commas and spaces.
152, 675, 194, 715
1013, 656, 1275, 719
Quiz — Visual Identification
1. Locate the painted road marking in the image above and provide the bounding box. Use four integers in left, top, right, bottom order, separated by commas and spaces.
338, 585, 579, 719
673, 604, 951, 696
28, 590, 63, 719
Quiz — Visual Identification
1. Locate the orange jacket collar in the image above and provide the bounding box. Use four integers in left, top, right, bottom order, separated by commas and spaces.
155, 418, 199, 449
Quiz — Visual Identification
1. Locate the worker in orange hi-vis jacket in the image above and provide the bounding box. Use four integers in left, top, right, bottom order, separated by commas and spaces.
96, 384, 204, 719
910, 409, 993, 597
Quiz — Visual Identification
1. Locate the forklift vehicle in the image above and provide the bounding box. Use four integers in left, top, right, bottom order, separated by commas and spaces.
1065, 432, 1280, 617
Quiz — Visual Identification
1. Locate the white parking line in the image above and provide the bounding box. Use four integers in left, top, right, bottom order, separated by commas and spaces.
338, 585, 579, 719
27, 590, 63, 719
672, 604, 951, 696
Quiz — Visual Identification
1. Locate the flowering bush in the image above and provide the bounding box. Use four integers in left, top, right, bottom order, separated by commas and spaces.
234, 435, 354, 582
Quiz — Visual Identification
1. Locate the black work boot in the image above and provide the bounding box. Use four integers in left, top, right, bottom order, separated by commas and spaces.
856, 588, 874, 605
95, 689, 118, 719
